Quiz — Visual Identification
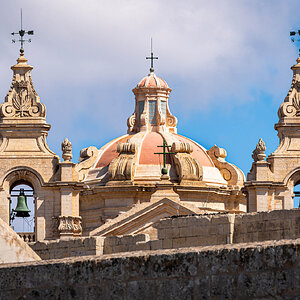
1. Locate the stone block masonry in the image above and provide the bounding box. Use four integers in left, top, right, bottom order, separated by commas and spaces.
1, 239, 300, 299
30, 236, 104, 259
30, 208, 300, 259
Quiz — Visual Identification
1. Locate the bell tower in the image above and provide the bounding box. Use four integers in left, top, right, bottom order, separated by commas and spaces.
245, 42, 300, 212
0, 14, 82, 240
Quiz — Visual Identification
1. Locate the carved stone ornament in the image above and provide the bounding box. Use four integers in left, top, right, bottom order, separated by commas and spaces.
278, 59, 300, 119
61, 138, 73, 161
15, 170, 29, 180
171, 142, 202, 182
108, 142, 137, 181
75, 146, 99, 181
127, 113, 137, 133
252, 138, 266, 162
58, 216, 82, 236
207, 145, 245, 186
0, 54, 46, 118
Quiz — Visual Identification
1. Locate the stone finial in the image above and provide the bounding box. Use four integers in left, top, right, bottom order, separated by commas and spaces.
0, 53, 46, 119
252, 138, 266, 162
61, 138, 73, 161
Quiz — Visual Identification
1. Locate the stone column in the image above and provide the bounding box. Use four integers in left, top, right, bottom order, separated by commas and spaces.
58, 138, 81, 238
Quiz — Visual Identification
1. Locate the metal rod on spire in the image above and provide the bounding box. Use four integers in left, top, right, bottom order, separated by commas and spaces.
146, 38, 158, 72
11, 9, 34, 54
21, 8, 23, 30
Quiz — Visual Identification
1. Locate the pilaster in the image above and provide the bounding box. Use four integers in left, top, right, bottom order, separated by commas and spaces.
58, 139, 81, 238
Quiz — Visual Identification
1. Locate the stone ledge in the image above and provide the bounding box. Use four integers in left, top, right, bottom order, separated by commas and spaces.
3, 237, 300, 268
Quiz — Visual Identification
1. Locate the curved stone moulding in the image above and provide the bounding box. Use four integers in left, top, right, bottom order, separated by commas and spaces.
207, 145, 245, 187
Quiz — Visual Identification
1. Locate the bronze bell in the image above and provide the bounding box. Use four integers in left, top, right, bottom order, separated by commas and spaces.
13, 188, 30, 218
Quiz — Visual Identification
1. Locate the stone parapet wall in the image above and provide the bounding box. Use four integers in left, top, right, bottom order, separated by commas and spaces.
103, 213, 234, 254
233, 209, 300, 243
103, 209, 300, 255
30, 209, 300, 259
30, 236, 104, 260
1, 239, 300, 299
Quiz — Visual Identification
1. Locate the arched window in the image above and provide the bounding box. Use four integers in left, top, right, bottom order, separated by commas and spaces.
293, 181, 300, 208
9, 181, 35, 241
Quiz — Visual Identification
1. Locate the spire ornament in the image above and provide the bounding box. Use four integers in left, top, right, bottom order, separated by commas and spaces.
11, 9, 34, 54
0, 9, 44, 119
0, 54, 45, 119
277, 30, 300, 119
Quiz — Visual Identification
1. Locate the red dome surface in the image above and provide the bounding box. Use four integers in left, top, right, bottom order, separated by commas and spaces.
137, 72, 169, 89
95, 132, 213, 169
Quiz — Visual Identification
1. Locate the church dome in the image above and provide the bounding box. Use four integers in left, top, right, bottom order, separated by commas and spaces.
81, 67, 244, 189
90, 131, 227, 185
137, 71, 169, 89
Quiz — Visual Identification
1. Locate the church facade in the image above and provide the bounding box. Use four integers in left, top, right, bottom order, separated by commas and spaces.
0, 50, 249, 242
1, 45, 300, 243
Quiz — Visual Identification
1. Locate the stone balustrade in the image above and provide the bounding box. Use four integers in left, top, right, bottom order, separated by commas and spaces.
18, 232, 35, 243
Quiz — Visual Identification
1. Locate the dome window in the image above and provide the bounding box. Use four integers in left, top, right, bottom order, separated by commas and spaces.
161, 100, 166, 118
149, 100, 157, 125
138, 101, 145, 125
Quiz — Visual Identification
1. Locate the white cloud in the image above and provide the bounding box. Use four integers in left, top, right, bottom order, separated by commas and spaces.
0, 0, 299, 158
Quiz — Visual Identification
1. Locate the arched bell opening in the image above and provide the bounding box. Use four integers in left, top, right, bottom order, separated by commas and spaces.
9, 180, 35, 242
293, 180, 300, 208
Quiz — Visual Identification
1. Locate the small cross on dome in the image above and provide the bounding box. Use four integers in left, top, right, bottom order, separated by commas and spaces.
146, 38, 158, 72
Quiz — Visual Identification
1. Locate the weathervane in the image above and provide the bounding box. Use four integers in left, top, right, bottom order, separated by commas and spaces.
146, 38, 158, 72
290, 29, 300, 55
11, 9, 34, 54
154, 140, 175, 175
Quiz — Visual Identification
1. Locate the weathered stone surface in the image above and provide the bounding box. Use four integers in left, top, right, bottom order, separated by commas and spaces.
0, 216, 40, 263
1, 239, 300, 299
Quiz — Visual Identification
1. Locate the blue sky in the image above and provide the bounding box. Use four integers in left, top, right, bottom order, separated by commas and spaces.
1, 0, 300, 177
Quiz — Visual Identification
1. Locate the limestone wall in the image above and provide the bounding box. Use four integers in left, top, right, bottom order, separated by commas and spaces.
103, 209, 300, 254
1, 239, 300, 299
30, 209, 300, 259
30, 236, 104, 260
233, 209, 300, 243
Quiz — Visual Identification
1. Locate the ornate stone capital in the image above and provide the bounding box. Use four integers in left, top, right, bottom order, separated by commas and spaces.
58, 216, 82, 236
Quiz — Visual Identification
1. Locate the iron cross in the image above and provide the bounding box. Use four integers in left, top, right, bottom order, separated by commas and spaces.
154, 140, 175, 175
11, 9, 34, 53
146, 38, 158, 72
